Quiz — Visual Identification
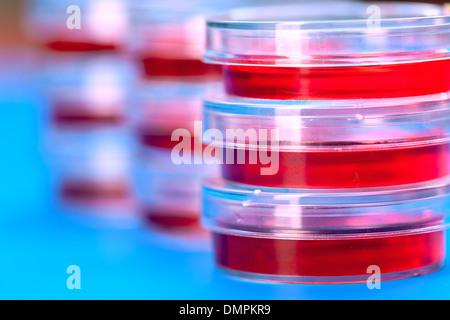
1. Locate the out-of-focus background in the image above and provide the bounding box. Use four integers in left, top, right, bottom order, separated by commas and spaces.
0, 1, 26, 46
1, 0, 450, 300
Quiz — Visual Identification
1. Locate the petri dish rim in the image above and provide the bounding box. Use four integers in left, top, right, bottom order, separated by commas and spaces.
207, 1, 450, 32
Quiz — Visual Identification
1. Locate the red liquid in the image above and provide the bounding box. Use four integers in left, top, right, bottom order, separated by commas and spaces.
141, 56, 221, 78
224, 59, 450, 100
46, 41, 119, 53
138, 130, 206, 153
53, 102, 124, 128
213, 230, 445, 281
60, 180, 131, 202
144, 209, 201, 231
138, 131, 191, 150
223, 143, 450, 188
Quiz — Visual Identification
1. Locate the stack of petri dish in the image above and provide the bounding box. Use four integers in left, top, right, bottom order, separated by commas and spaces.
26, 0, 137, 226
202, 1, 450, 283
127, 0, 224, 236
129, 0, 292, 236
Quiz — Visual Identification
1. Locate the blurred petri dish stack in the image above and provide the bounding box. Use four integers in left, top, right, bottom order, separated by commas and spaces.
127, 0, 272, 237
131, 82, 218, 238
201, 1, 450, 283
127, 0, 223, 237
25, 0, 138, 227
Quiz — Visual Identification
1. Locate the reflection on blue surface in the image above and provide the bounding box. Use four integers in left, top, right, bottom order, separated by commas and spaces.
1, 58, 450, 300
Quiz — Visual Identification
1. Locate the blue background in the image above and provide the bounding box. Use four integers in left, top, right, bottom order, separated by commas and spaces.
1, 57, 450, 300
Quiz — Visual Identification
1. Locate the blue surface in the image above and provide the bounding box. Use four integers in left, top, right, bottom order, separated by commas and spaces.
1, 55, 450, 300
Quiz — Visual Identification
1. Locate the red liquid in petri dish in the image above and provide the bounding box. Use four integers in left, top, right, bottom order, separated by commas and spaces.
45, 41, 119, 53
138, 130, 190, 150
140, 56, 222, 78
60, 180, 131, 203
144, 209, 202, 231
52, 102, 124, 128
223, 59, 450, 100
222, 142, 450, 188
138, 128, 207, 154
213, 230, 445, 282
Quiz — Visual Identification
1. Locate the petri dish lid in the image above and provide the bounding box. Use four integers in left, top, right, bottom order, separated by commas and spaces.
203, 92, 450, 150
205, 1, 450, 67
202, 178, 450, 239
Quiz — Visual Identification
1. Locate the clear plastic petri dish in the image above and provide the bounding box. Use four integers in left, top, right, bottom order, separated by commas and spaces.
202, 178, 450, 283
42, 54, 135, 131
25, 0, 129, 53
205, 1, 450, 99
132, 80, 221, 151
51, 131, 137, 227
128, 0, 226, 80
135, 148, 218, 235
203, 92, 450, 188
